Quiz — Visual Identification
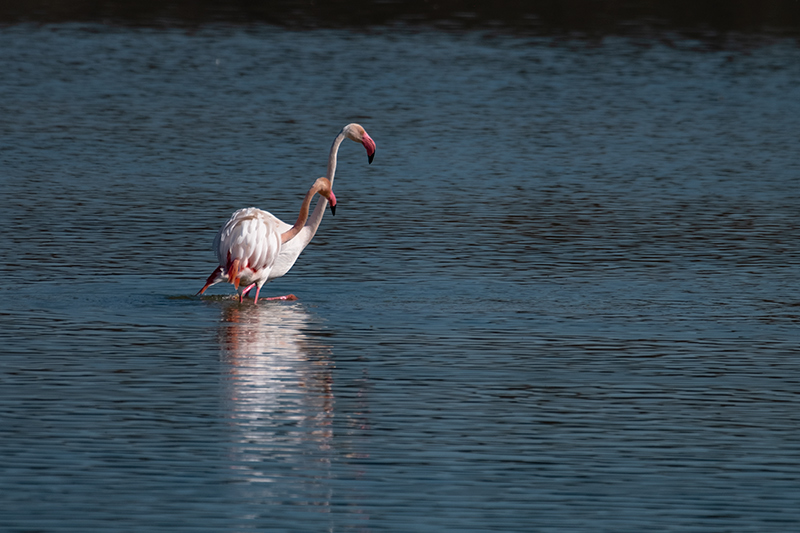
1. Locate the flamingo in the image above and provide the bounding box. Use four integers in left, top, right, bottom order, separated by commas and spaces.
197, 123, 376, 303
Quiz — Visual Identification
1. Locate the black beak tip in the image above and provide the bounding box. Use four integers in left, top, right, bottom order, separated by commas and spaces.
368, 152, 375, 164
330, 204, 336, 216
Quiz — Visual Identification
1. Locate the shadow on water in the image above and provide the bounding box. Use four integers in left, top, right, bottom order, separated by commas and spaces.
2, 0, 800, 40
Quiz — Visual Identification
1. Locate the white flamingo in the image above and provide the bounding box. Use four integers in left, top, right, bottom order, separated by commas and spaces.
198, 123, 376, 303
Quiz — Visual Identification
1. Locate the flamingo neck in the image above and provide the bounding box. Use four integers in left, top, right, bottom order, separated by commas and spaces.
326, 130, 346, 187
303, 129, 346, 234
281, 182, 325, 244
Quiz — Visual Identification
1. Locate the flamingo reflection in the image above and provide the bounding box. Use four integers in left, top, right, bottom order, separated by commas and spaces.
218, 301, 334, 485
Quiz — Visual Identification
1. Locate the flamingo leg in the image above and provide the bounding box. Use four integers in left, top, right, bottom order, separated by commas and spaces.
240, 283, 256, 303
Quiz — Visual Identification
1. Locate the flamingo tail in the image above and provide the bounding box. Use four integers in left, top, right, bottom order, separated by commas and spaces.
229, 259, 241, 290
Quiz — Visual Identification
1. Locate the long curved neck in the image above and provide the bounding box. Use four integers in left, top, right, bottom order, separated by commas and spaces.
281, 182, 325, 244
304, 129, 346, 234
326, 130, 346, 188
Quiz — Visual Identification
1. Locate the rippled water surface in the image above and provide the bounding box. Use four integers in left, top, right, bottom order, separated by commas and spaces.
1, 25, 799, 532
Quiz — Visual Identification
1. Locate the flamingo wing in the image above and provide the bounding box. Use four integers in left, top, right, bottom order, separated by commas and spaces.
215, 208, 283, 283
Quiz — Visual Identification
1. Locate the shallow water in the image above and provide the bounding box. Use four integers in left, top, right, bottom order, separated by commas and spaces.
1, 25, 799, 532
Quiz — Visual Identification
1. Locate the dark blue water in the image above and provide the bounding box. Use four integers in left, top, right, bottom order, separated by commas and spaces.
1, 25, 799, 532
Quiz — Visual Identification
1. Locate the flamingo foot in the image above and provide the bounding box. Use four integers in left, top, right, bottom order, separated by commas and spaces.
263, 294, 298, 301
250, 287, 297, 305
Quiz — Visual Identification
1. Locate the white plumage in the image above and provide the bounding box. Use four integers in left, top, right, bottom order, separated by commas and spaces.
214, 207, 283, 285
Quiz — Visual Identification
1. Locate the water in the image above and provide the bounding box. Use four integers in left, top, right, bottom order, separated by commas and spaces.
1, 24, 800, 532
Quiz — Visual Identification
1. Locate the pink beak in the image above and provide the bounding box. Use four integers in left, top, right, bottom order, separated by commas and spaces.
362, 132, 376, 164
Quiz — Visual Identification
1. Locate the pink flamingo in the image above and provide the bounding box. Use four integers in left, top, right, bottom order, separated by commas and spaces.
198, 123, 376, 303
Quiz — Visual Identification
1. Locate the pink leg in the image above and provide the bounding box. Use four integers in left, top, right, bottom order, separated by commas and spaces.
240, 283, 256, 303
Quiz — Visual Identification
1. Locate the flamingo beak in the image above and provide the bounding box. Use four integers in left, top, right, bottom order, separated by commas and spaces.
362, 133, 376, 164
328, 191, 337, 216
330, 203, 336, 216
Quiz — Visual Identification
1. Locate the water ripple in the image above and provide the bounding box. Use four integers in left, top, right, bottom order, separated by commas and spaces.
1, 25, 799, 532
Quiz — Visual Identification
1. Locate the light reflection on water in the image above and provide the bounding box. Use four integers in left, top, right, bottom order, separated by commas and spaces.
218, 302, 334, 485
213, 301, 374, 529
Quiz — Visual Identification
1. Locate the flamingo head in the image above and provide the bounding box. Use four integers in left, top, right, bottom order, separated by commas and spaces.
315, 177, 337, 216
343, 123, 376, 164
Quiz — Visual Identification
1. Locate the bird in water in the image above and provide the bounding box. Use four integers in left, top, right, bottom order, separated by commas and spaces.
197, 123, 376, 303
